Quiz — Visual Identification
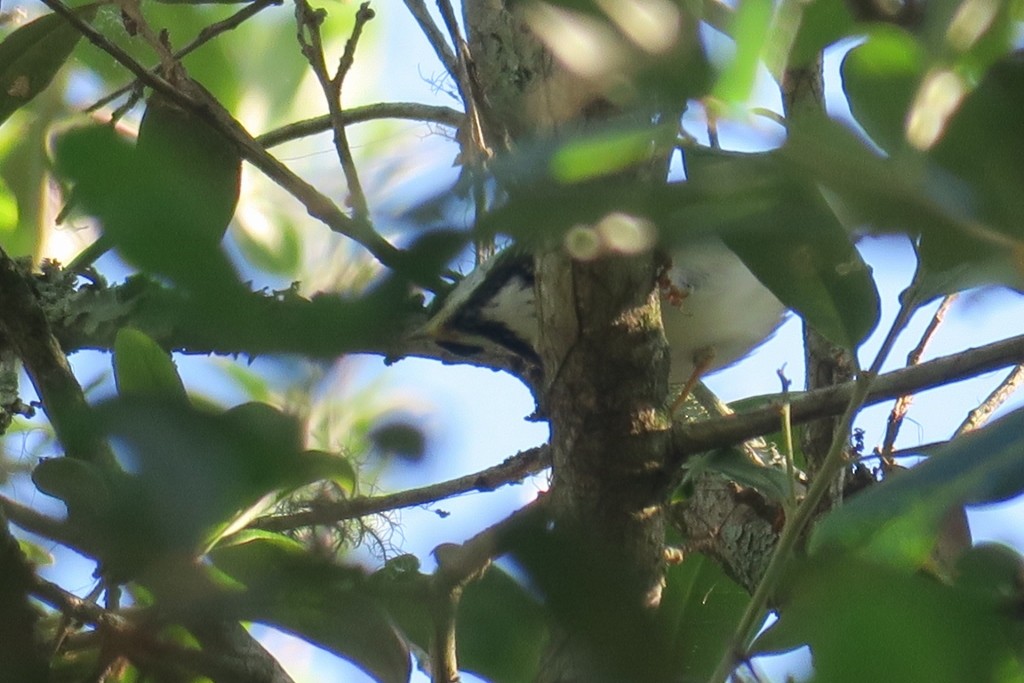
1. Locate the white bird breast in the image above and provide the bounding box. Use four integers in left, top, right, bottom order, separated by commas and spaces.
660, 239, 787, 384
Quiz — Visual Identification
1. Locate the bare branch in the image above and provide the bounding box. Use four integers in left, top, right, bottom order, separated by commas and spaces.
428, 496, 548, 682
257, 101, 463, 147
881, 294, 958, 459
295, 0, 374, 221
0, 495, 76, 546
402, 0, 459, 81
955, 363, 1024, 436
253, 445, 549, 532
673, 332, 1024, 462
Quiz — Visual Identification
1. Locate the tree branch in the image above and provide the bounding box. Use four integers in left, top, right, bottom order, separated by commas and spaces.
0, 250, 115, 468
402, 0, 459, 82
881, 294, 957, 458
256, 102, 462, 148
672, 332, 1024, 462
87, 0, 284, 113
295, 0, 374, 221
252, 445, 549, 532
955, 363, 1024, 436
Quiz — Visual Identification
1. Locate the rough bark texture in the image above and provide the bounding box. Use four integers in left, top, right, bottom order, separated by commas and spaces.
463, 3, 674, 679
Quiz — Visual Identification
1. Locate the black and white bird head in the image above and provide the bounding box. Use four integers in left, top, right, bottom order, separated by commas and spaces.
418, 249, 541, 367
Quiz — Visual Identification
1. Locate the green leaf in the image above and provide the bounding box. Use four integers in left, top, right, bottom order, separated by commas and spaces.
550, 124, 674, 183
810, 408, 1024, 570
841, 26, 926, 153
754, 556, 1024, 683
683, 148, 881, 349
32, 456, 112, 521
0, 176, 17, 235
113, 328, 188, 402
53, 122, 243, 298
211, 536, 411, 683
713, 0, 774, 104
658, 554, 754, 682
0, 5, 97, 127
135, 91, 241, 250
788, 0, 856, 68
83, 398, 307, 572
928, 52, 1024, 236
458, 567, 547, 683
294, 450, 357, 496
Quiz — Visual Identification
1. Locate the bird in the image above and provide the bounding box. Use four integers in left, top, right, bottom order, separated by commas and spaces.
418, 239, 787, 400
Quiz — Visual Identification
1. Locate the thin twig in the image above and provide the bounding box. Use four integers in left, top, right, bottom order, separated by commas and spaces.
955, 364, 1024, 436
256, 101, 463, 148
881, 294, 957, 459
295, 0, 374, 221
87, 0, 283, 113
252, 445, 549, 532
402, 0, 458, 81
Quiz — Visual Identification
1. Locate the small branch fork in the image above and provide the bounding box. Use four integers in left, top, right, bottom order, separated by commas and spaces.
880, 293, 958, 461
295, 0, 374, 222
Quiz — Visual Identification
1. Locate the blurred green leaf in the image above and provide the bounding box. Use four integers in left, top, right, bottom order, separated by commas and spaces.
788, 0, 856, 68
369, 421, 426, 462
32, 456, 113, 521
234, 218, 302, 276
53, 121, 243, 298
70, 398, 309, 576
779, 115, 1024, 303
16, 539, 53, 566
550, 124, 674, 183
841, 26, 926, 153
296, 450, 357, 495
955, 542, 1024, 605
211, 535, 411, 683
0, 176, 17, 234
684, 148, 881, 349
0, 5, 96, 128
713, 0, 774, 104
755, 556, 1024, 682
458, 567, 547, 683
928, 52, 1024, 236
658, 554, 754, 682
811, 408, 1024, 570
113, 328, 188, 403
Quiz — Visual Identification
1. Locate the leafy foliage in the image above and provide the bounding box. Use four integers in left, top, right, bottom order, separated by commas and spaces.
0, 0, 1023, 681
